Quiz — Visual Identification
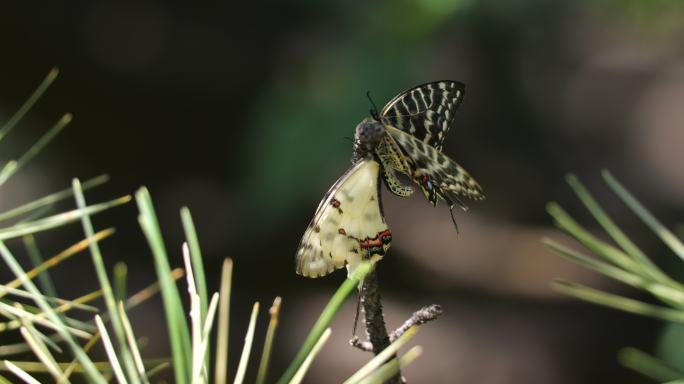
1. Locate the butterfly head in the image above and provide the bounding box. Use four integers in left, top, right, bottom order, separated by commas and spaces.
355, 118, 385, 147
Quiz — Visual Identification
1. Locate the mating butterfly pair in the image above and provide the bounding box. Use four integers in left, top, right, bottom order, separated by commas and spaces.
295, 81, 485, 278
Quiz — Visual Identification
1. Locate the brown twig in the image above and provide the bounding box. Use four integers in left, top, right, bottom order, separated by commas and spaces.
389, 304, 442, 341
350, 270, 443, 383
360, 269, 391, 354
349, 336, 373, 352
359, 268, 401, 383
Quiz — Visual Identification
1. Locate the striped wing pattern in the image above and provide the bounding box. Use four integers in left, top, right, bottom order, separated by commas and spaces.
385, 125, 484, 208
295, 159, 392, 278
380, 81, 464, 151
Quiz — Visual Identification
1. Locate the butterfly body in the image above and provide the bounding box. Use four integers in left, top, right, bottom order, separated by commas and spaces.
295, 81, 484, 278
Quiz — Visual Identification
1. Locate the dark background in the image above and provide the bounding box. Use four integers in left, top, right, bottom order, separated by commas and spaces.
2, 1, 684, 383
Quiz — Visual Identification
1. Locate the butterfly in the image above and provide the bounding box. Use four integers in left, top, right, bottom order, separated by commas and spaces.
296, 81, 484, 278
373, 81, 485, 215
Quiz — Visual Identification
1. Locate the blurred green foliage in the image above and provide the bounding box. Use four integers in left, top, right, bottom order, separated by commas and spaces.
241, 0, 472, 215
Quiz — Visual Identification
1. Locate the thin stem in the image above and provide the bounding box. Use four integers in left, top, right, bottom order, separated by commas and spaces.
0, 68, 58, 142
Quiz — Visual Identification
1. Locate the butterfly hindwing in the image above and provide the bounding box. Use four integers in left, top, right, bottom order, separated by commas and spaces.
384, 125, 485, 207
375, 134, 414, 197
296, 159, 392, 278
380, 81, 465, 151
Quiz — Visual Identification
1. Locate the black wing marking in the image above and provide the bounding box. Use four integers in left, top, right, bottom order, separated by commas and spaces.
380, 81, 465, 151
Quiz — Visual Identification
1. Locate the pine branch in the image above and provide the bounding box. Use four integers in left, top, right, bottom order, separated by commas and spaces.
352, 269, 443, 383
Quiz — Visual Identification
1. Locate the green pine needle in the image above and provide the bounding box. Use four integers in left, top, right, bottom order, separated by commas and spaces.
356, 346, 423, 384
277, 261, 375, 384
136, 187, 191, 383
0, 67, 58, 142
256, 297, 282, 384
73, 178, 140, 383
233, 302, 260, 384
0, 174, 109, 223
0, 241, 106, 382
618, 347, 683, 382
215, 258, 233, 384
603, 170, 684, 263
344, 326, 418, 384
565, 174, 668, 282
289, 328, 332, 384
553, 279, 684, 324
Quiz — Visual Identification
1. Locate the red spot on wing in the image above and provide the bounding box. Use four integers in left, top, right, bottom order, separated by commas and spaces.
378, 229, 392, 244
359, 230, 392, 249
414, 173, 430, 185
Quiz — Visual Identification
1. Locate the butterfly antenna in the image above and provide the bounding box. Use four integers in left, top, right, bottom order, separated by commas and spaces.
366, 91, 380, 120
352, 247, 374, 337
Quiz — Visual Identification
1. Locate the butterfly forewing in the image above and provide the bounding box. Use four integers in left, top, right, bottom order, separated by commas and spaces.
295, 159, 392, 278
380, 81, 464, 151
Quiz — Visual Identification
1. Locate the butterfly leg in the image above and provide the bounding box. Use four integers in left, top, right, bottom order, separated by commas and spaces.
444, 194, 469, 233
448, 204, 460, 233
351, 290, 362, 338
